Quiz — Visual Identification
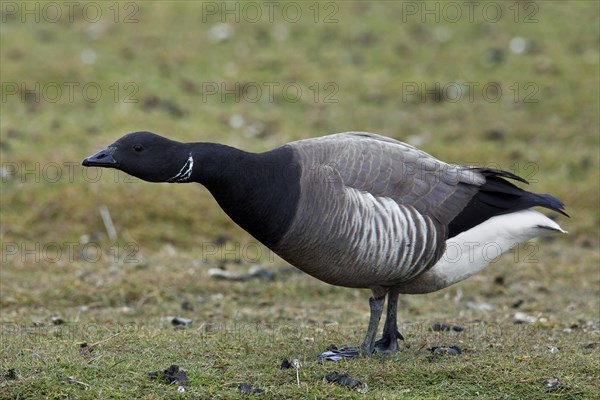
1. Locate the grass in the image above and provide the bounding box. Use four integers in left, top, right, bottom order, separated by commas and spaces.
1, 1, 599, 398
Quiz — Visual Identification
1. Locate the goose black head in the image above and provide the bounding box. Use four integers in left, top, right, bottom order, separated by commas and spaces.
82, 131, 192, 182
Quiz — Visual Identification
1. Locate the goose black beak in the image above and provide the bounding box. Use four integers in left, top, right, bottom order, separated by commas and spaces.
82, 146, 118, 167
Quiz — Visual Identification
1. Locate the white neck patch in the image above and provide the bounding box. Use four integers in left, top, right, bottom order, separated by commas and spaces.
168, 152, 194, 182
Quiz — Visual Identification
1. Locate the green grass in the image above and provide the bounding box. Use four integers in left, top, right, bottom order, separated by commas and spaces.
1, 1, 599, 398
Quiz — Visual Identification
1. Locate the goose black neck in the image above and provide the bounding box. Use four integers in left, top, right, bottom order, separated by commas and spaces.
188, 143, 300, 248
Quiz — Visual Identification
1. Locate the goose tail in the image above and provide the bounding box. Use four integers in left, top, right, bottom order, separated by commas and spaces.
399, 209, 566, 294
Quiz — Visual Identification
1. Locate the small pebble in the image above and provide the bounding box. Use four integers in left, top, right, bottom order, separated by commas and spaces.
431, 323, 452, 332
238, 383, 264, 394
430, 345, 462, 356
542, 377, 564, 389
181, 301, 194, 311
324, 371, 368, 393
430, 323, 464, 332
148, 364, 188, 387
280, 358, 292, 369
4, 368, 17, 380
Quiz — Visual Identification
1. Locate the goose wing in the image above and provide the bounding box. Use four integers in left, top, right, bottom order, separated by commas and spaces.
271, 132, 484, 287
289, 131, 484, 230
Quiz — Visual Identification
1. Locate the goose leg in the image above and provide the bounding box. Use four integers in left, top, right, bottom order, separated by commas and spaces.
316, 295, 385, 360
374, 290, 404, 353
359, 295, 386, 356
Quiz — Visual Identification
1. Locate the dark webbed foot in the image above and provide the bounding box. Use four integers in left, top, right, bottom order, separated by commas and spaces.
374, 329, 404, 353
319, 290, 404, 359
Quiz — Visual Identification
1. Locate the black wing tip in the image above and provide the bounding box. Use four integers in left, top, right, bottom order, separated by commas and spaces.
471, 167, 569, 217
470, 167, 529, 184
539, 193, 569, 218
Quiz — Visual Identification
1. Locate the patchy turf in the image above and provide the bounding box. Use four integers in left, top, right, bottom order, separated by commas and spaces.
1, 1, 599, 398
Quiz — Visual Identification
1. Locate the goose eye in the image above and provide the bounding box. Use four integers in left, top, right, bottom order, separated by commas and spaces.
133, 144, 143, 152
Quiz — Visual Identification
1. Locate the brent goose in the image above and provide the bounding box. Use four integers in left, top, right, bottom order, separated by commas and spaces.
83, 131, 567, 357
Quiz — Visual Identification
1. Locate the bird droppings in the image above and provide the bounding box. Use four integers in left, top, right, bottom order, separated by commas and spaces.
511, 299, 524, 308
237, 383, 264, 394
61, 376, 90, 389
181, 300, 194, 311
3, 368, 17, 380
78, 342, 91, 354
170, 317, 192, 328
248, 265, 275, 281
80, 49, 96, 64
208, 265, 274, 282
195, 293, 225, 304
78, 331, 123, 356
213, 233, 228, 246
427, 346, 462, 362
466, 301, 495, 312
542, 377, 565, 391
481, 48, 504, 68
509, 37, 528, 54
484, 129, 507, 142
209, 23, 233, 42
514, 312, 537, 324
430, 345, 462, 355
148, 364, 188, 388
430, 323, 464, 332
323, 371, 368, 393
588, 321, 600, 331
317, 346, 360, 361
431, 322, 451, 331
142, 95, 186, 118
279, 359, 292, 369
